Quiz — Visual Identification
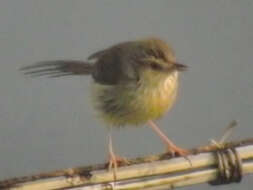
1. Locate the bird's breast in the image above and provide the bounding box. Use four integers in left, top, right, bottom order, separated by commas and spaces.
135, 71, 178, 120
91, 71, 179, 127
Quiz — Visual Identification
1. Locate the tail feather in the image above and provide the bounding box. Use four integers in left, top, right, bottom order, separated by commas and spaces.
20, 60, 93, 77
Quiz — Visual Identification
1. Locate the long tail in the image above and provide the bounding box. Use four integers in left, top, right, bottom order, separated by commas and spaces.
20, 60, 94, 77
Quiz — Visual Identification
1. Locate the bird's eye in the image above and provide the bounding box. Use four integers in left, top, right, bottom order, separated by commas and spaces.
150, 63, 161, 70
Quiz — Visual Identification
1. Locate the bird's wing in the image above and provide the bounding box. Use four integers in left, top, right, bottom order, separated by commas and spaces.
20, 60, 93, 77
90, 44, 140, 85
88, 49, 109, 60
87, 41, 132, 60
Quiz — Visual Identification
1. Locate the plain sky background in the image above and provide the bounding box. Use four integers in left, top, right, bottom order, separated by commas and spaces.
0, 0, 253, 189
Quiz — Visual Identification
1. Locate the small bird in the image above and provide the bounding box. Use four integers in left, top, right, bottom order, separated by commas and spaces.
21, 37, 189, 177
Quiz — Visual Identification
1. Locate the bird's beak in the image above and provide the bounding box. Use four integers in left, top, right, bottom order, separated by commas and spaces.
174, 63, 188, 71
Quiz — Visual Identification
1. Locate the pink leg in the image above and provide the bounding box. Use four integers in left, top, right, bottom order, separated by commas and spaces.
147, 120, 189, 157
107, 133, 129, 180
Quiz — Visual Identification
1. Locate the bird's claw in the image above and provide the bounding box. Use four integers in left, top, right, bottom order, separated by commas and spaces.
167, 145, 192, 166
108, 155, 129, 180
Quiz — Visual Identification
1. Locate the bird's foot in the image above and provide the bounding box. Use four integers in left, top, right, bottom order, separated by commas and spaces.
166, 144, 192, 166
107, 133, 130, 180
108, 155, 129, 170
167, 144, 189, 157
147, 120, 192, 165
107, 154, 129, 181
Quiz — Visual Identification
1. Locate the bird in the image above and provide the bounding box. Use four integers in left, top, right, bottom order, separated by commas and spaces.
20, 37, 189, 178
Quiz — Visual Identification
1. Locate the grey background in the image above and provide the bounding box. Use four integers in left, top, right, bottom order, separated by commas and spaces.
0, 0, 253, 189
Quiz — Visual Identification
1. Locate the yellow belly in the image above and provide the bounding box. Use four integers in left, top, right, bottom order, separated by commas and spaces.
91, 71, 178, 127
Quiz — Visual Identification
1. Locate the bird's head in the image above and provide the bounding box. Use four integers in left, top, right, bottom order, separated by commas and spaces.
136, 38, 187, 85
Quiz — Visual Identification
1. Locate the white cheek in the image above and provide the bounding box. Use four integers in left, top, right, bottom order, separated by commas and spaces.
157, 71, 178, 99
163, 71, 178, 90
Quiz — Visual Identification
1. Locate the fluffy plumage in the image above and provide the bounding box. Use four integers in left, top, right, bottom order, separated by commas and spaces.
21, 38, 186, 127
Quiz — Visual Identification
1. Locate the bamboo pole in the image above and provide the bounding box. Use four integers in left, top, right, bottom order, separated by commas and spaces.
1, 138, 253, 190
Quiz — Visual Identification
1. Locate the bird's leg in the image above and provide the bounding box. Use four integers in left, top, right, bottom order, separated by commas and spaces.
108, 133, 118, 181
107, 131, 129, 180
147, 120, 189, 157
